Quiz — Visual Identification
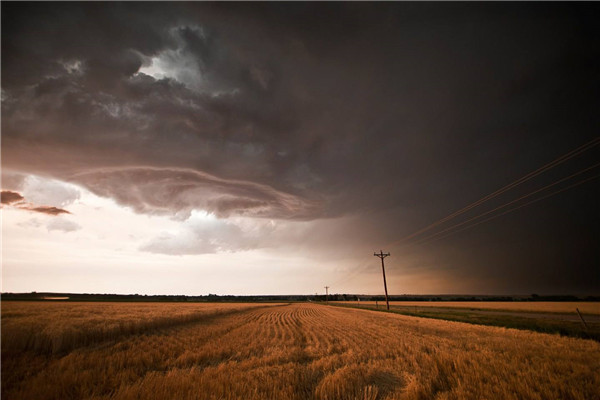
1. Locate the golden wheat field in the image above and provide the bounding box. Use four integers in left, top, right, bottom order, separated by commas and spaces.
334, 301, 600, 314
2, 302, 600, 400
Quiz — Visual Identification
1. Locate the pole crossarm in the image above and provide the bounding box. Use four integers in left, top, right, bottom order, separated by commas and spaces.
374, 250, 390, 259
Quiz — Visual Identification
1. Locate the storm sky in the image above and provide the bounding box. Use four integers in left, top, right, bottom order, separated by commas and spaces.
2, 2, 598, 295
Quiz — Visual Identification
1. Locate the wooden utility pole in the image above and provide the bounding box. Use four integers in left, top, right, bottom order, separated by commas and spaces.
324, 286, 329, 304
374, 250, 390, 310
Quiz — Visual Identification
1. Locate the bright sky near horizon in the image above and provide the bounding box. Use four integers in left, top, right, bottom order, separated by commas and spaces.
1, 177, 412, 295
2, 3, 598, 295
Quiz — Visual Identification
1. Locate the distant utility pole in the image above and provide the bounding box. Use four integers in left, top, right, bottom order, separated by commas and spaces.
324, 286, 329, 305
374, 250, 390, 310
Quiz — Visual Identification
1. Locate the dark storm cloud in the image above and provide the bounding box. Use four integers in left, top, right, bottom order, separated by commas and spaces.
2, 3, 598, 292
2, 2, 327, 219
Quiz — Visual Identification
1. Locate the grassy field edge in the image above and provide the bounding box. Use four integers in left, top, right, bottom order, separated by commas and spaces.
327, 303, 600, 342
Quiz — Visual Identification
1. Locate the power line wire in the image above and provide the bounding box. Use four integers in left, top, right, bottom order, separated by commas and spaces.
333, 138, 599, 290
409, 162, 600, 246
415, 174, 599, 246
393, 136, 600, 245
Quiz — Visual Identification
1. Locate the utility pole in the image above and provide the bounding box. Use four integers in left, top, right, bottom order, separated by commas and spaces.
374, 250, 390, 310
324, 286, 329, 305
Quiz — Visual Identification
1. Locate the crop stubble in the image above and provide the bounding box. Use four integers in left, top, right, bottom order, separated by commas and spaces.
2, 302, 599, 400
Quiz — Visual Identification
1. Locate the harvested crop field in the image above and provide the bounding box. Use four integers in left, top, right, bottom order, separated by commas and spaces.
2, 302, 600, 400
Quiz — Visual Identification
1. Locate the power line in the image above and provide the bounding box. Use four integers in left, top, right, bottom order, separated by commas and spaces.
331, 138, 599, 292
416, 174, 599, 246
409, 162, 600, 246
333, 167, 598, 292
393, 136, 600, 245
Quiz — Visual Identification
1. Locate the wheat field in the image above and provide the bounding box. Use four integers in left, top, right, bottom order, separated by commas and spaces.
1, 302, 264, 355
2, 302, 600, 400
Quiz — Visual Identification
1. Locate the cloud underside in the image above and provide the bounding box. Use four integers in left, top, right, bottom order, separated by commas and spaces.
72, 166, 322, 219
140, 216, 264, 255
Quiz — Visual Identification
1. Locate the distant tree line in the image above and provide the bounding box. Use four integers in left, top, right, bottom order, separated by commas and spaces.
1, 292, 599, 302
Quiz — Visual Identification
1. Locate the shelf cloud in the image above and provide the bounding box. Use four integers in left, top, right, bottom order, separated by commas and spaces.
2, 3, 598, 294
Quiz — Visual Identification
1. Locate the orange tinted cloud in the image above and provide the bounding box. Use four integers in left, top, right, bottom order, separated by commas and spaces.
1, 190, 25, 204
1, 190, 71, 215
27, 206, 71, 216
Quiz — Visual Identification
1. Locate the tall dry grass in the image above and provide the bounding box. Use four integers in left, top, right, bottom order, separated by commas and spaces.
2, 302, 599, 400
